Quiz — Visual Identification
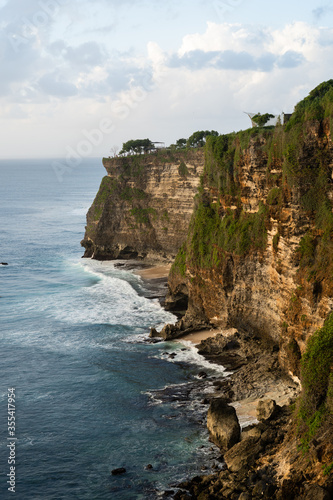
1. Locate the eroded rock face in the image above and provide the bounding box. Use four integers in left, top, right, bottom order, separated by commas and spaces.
207, 398, 241, 450
168, 120, 333, 378
81, 150, 204, 262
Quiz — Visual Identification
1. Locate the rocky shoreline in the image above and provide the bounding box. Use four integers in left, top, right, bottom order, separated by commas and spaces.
131, 264, 331, 499
156, 324, 332, 499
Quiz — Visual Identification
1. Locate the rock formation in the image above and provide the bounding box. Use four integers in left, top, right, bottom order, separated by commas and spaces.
168, 104, 333, 380
81, 149, 204, 261
207, 398, 241, 450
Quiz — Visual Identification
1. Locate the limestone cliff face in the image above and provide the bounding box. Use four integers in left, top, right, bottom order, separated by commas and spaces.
81, 150, 204, 261
168, 118, 333, 379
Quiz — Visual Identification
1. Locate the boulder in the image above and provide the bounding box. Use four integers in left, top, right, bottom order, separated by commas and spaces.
256, 399, 278, 422
111, 467, 126, 475
207, 398, 240, 450
224, 436, 262, 472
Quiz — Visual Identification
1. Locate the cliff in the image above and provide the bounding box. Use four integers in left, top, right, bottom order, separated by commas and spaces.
81, 149, 204, 261
82, 81, 333, 496
169, 103, 333, 379
166, 81, 333, 497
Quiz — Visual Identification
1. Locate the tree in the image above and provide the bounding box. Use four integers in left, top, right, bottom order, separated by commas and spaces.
251, 113, 275, 127
119, 138, 154, 155
176, 138, 187, 149
187, 130, 219, 148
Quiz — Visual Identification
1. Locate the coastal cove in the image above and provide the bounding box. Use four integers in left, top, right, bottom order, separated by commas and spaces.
81, 82, 333, 498
0, 158, 233, 499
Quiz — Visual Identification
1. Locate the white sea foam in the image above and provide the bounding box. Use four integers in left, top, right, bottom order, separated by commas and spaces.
156, 341, 231, 376
23, 257, 176, 329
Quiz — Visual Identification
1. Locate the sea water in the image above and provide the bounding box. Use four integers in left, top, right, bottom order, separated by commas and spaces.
0, 158, 226, 499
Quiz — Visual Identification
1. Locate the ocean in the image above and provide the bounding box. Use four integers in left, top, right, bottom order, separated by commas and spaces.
0, 158, 226, 499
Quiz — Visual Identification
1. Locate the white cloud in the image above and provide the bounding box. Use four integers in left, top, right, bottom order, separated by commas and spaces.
1, 2, 333, 158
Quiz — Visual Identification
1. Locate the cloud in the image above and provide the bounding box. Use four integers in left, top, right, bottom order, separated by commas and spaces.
168, 48, 303, 73
62, 41, 106, 68
178, 22, 270, 57
1, 12, 333, 159
169, 49, 259, 71
276, 50, 305, 68
312, 5, 333, 21
38, 72, 78, 97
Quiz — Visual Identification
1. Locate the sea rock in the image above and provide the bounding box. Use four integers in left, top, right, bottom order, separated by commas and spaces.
149, 327, 159, 338
256, 399, 278, 422
111, 467, 126, 475
207, 398, 240, 450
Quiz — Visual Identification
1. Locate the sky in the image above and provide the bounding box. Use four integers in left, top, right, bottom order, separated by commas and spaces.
1, 0, 333, 159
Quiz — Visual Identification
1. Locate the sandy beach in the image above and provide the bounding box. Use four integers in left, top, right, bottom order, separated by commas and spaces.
178, 327, 237, 345
134, 264, 171, 280
177, 329, 222, 345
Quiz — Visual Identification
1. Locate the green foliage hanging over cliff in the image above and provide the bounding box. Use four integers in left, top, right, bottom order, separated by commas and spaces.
205, 133, 237, 195
282, 80, 333, 286
298, 313, 333, 453
188, 201, 268, 269
181, 130, 270, 270
89, 176, 118, 221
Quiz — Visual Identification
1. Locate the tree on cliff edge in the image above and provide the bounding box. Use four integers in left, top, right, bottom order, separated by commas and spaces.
119, 138, 154, 155
187, 130, 219, 148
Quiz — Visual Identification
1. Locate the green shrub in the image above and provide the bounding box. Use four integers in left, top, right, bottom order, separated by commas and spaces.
120, 186, 147, 201
129, 207, 157, 224
267, 187, 282, 206
178, 161, 189, 177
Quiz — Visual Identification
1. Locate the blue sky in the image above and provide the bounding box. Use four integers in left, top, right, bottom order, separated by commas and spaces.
1, 0, 333, 158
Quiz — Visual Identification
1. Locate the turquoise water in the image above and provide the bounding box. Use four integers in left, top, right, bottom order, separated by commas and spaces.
0, 158, 224, 499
